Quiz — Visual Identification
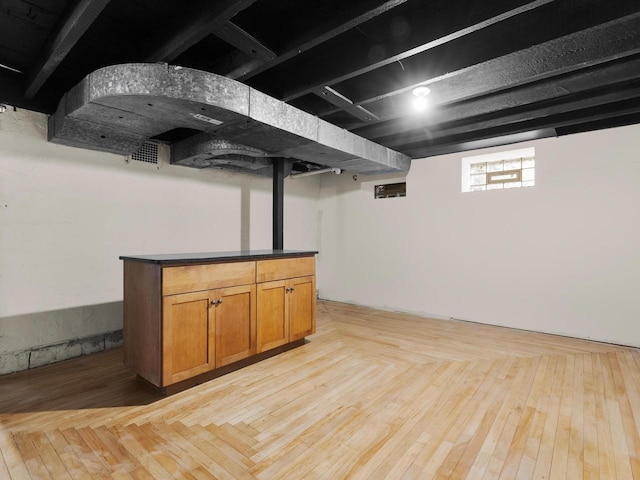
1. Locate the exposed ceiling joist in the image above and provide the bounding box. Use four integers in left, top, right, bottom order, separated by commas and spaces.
214, 21, 276, 61
313, 86, 379, 123
0, 0, 60, 30
385, 84, 640, 149
274, 0, 554, 102
405, 100, 640, 158
323, 0, 640, 110
352, 56, 640, 140
3, 0, 639, 162
556, 111, 640, 136
23, 0, 110, 99
404, 129, 557, 158
217, 0, 410, 80
145, 0, 258, 63
402, 100, 640, 158
332, 12, 640, 132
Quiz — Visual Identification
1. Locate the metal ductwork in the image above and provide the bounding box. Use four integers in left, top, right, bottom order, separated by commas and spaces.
48, 63, 411, 176
171, 134, 292, 177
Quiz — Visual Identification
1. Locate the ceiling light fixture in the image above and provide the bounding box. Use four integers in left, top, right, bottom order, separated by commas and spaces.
412, 85, 431, 113
413, 86, 431, 96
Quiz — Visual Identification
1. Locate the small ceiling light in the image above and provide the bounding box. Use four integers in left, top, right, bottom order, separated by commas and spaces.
412, 86, 431, 97
411, 85, 431, 112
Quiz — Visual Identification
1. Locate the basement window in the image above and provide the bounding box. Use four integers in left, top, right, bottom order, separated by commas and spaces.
461, 147, 534, 192
375, 182, 406, 199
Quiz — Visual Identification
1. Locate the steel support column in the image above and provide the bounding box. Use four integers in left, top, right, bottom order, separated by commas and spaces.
272, 158, 284, 250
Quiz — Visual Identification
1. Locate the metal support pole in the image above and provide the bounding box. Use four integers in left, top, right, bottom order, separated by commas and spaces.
272, 158, 284, 250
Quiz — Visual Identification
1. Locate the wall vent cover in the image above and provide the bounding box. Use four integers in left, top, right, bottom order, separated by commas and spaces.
375, 182, 406, 199
129, 141, 158, 164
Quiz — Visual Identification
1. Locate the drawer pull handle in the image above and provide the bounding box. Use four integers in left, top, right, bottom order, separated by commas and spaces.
211, 299, 223, 305
217, 299, 223, 304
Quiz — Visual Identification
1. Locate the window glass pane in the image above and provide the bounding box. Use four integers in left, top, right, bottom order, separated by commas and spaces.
487, 161, 504, 172
470, 173, 486, 185
503, 181, 522, 189
462, 148, 535, 193
522, 168, 535, 181
470, 162, 486, 174
504, 159, 521, 170
489, 172, 519, 182
522, 157, 535, 168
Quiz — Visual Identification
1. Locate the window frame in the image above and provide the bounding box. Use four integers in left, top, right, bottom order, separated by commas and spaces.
461, 147, 535, 193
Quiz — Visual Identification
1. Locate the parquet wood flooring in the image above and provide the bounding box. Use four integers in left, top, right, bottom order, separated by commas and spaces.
1, 300, 640, 479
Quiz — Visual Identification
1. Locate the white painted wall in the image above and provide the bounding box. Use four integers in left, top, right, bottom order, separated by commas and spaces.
0, 108, 319, 364
3, 105, 639, 370
318, 124, 640, 347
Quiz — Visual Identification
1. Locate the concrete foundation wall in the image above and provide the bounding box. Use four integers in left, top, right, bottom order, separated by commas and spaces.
0, 327, 122, 374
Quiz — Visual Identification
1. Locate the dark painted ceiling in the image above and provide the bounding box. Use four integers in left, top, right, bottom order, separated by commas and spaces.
1, 0, 639, 160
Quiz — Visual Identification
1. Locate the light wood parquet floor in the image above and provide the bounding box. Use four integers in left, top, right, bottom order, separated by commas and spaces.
1, 300, 640, 479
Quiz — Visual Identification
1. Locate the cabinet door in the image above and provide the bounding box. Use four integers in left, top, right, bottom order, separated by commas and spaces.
256, 280, 289, 353
214, 284, 256, 367
163, 290, 215, 385
289, 275, 316, 341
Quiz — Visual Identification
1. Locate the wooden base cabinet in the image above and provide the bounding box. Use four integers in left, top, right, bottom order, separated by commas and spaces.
256, 280, 289, 353
121, 251, 316, 393
162, 290, 215, 386
289, 275, 316, 341
214, 285, 256, 368
256, 257, 316, 353
161, 284, 257, 385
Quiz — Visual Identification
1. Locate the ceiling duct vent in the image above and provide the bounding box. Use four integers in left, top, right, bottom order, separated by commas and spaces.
129, 141, 158, 164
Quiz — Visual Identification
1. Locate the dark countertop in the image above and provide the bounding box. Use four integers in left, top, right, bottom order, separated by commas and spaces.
119, 249, 318, 265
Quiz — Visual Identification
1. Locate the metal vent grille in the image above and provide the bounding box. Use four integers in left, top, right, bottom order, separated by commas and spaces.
130, 141, 158, 164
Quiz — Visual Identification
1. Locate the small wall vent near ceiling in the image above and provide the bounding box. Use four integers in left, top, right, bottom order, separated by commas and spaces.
129, 141, 158, 164
375, 182, 406, 199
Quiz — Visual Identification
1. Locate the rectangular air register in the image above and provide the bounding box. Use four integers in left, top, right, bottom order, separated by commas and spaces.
129, 141, 158, 164
375, 182, 406, 199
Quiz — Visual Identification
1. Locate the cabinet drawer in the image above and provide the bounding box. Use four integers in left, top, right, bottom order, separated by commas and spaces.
163, 262, 256, 296
256, 257, 315, 283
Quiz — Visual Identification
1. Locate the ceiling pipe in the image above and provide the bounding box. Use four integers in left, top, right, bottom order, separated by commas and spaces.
289, 167, 342, 179
0, 63, 23, 74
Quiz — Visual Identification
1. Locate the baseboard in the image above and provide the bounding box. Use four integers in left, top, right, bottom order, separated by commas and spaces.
317, 298, 639, 349
0, 330, 123, 376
